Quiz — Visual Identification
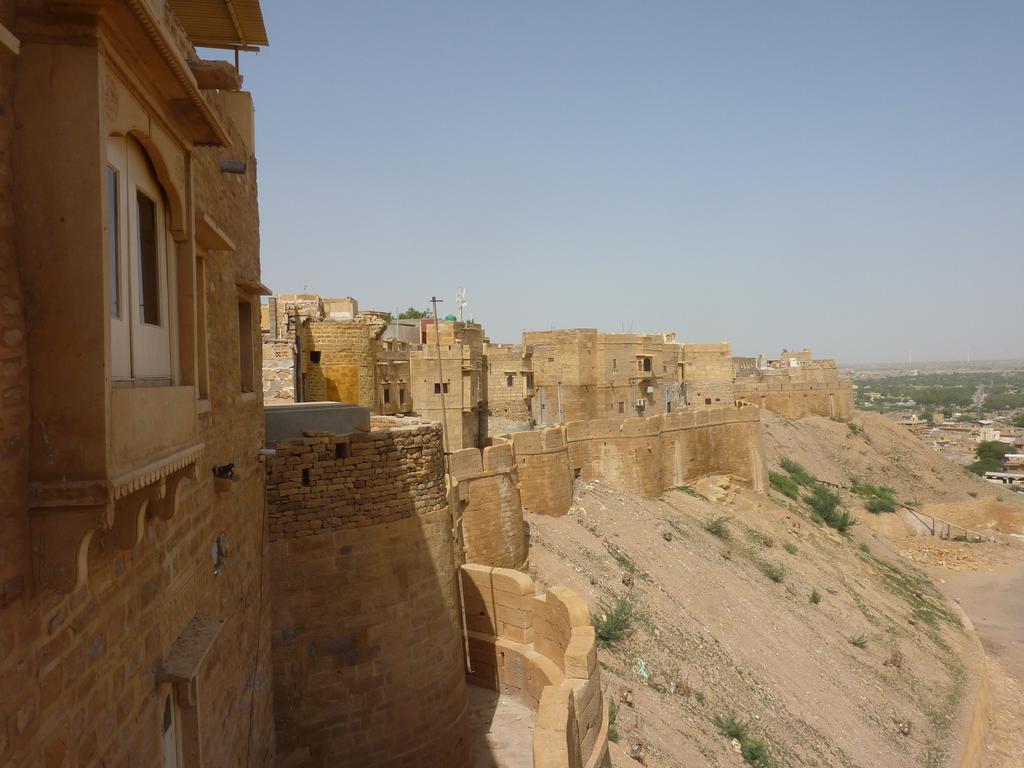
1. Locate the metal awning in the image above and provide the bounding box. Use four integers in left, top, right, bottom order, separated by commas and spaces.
169, 0, 269, 49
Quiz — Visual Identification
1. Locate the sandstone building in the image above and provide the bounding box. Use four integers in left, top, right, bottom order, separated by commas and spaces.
410, 319, 488, 451
484, 342, 535, 433
0, 1, 275, 765
733, 348, 855, 420
525, 330, 738, 425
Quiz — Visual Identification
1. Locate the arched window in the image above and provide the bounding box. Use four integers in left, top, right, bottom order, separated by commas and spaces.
106, 135, 175, 383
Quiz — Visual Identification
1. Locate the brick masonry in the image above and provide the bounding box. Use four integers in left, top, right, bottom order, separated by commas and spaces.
461, 564, 611, 768
266, 419, 469, 767
0, 11, 275, 765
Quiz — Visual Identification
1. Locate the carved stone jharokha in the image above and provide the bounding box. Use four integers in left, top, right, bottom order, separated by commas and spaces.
29, 444, 204, 593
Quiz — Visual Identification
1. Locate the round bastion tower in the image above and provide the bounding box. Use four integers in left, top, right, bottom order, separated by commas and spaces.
266, 417, 469, 767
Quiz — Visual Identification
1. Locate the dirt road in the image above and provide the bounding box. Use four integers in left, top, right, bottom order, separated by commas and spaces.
929, 554, 1024, 767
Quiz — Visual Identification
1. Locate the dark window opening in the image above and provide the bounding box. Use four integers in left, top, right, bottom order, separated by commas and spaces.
506, 374, 514, 387
705, 398, 712, 405
335, 443, 349, 459
309, 350, 322, 364
618, 401, 624, 414
383, 388, 391, 404
301, 468, 311, 486
137, 190, 160, 326
107, 167, 120, 318
433, 382, 450, 394
399, 389, 406, 404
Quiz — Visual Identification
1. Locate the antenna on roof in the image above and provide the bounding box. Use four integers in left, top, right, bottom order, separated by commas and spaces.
455, 287, 467, 322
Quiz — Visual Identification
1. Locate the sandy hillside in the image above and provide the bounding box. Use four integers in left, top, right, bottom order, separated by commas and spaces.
759, 410, 1024, 539
527, 478, 972, 768
525, 410, 1024, 767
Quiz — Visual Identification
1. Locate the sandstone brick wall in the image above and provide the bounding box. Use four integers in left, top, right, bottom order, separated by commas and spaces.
299, 320, 381, 408
263, 339, 295, 402
450, 444, 526, 568
733, 380, 854, 421
485, 344, 533, 422
566, 417, 665, 498
266, 420, 469, 767
512, 427, 576, 516
461, 564, 610, 768
525, 329, 600, 425
410, 338, 484, 451
503, 404, 768, 518
0, 27, 274, 768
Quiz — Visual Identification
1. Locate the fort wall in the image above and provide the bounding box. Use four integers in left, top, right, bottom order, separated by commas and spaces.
461, 564, 610, 768
450, 444, 526, 568
266, 420, 469, 767
733, 380, 854, 421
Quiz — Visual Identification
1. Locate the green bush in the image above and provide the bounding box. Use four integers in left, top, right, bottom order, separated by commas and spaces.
713, 714, 772, 767
608, 697, 619, 743
780, 457, 816, 486
593, 596, 635, 648
782, 542, 798, 555
849, 632, 869, 648
712, 713, 748, 741
851, 481, 898, 513
803, 486, 856, 533
675, 484, 708, 500
742, 739, 772, 768
704, 515, 732, 539
847, 421, 863, 436
1013, 414, 1024, 428
809, 588, 822, 604
769, 471, 799, 499
757, 559, 785, 583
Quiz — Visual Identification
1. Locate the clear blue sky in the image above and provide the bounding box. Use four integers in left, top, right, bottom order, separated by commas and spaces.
229, 1, 1023, 364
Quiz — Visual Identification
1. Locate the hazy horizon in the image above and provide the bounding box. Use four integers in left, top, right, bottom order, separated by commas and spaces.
229, 1, 1022, 362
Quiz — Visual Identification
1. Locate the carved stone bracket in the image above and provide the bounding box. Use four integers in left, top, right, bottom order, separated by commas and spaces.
29, 443, 205, 594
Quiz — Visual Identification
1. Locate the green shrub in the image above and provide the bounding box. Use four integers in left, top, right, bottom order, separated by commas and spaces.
852, 481, 898, 513
967, 490, 978, 498
809, 588, 822, 604
712, 713, 748, 741
864, 496, 896, 513
675, 484, 708, 500
780, 457, 816, 486
741, 739, 772, 768
704, 515, 732, 539
593, 596, 635, 648
782, 542, 798, 555
849, 632, 869, 648
804, 486, 856, 533
608, 697, 619, 743
847, 421, 863, 436
757, 559, 785, 583
769, 471, 799, 499
713, 714, 772, 767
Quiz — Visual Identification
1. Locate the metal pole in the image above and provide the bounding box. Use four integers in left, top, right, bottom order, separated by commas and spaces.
431, 297, 473, 673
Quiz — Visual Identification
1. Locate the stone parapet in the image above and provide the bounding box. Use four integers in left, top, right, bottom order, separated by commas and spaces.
461, 565, 610, 768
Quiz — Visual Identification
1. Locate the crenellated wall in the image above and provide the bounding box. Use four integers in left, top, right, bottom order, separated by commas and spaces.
512, 428, 577, 516
733, 380, 854, 421
461, 564, 610, 768
513, 403, 766, 516
450, 443, 526, 568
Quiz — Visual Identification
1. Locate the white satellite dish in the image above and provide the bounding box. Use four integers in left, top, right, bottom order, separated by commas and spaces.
456, 287, 467, 321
